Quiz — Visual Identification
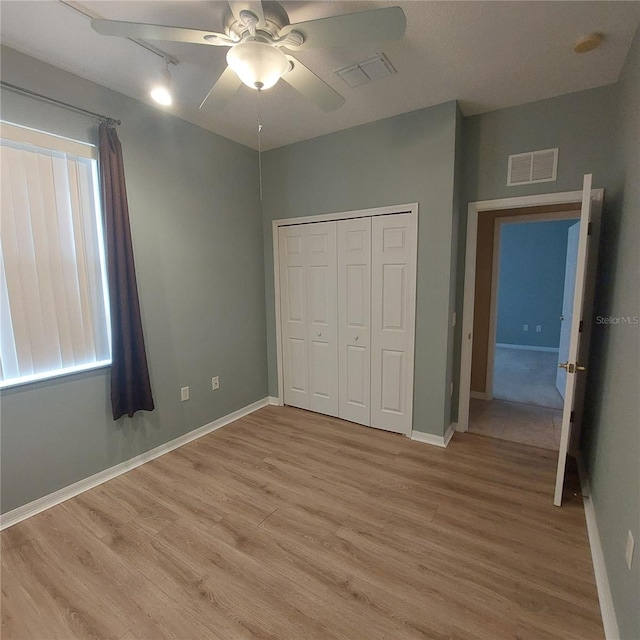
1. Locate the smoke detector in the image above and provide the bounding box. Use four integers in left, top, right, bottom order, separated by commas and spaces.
574, 33, 604, 54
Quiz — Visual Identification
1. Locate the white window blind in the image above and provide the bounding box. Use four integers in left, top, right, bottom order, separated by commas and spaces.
0, 122, 110, 388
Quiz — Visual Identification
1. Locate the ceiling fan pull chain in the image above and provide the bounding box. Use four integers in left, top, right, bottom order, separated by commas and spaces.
256, 88, 263, 202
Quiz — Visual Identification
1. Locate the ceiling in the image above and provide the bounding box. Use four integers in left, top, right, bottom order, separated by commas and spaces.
1, 1, 639, 150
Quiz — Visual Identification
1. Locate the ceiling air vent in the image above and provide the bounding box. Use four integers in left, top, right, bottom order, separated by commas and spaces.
507, 148, 558, 186
336, 53, 396, 88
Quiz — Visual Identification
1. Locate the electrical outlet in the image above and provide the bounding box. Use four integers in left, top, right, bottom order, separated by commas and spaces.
536, 325, 542, 332
523, 324, 529, 331
181, 386, 189, 402
212, 376, 220, 391
626, 530, 635, 570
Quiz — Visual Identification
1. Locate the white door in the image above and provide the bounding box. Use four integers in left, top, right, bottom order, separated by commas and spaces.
279, 226, 309, 409
371, 213, 418, 434
306, 222, 339, 416
554, 175, 602, 506
337, 218, 371, 426
556, 222, 581, 398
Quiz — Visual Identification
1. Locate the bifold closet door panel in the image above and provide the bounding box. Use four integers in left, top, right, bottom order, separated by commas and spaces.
279, 211, 416, 430
371, 212, 418, 434
278, 226, 310, 409
337, 218, 371, 426
306, 222, 339, 416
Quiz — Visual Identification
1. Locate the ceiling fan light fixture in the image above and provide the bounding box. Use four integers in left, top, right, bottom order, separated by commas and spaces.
226, 41, 289, 90
150, 62, 172, 106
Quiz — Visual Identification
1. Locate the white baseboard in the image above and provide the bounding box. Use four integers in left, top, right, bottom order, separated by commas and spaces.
577, 455, 620, 640
0, 396, 271, 531
411, 423, 456, 448
268, 396, 281, 406
496, 343, 559, 353
444, 423, 456, 446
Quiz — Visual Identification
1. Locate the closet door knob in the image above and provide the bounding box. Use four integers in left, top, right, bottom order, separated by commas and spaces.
354, 336, 359, 341
317, 332, 322, 337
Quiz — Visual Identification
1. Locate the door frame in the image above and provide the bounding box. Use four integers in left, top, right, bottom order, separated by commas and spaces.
484, 210, 581, 401
272, 202, 418, 407
458, 189, 604, 431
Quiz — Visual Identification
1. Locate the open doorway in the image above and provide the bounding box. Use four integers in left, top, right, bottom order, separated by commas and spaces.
458, 179, 603, 505
467, 207, 580, 450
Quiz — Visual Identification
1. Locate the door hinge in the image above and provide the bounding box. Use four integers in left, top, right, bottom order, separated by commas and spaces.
570, 410, 575, 422
579, 320, 584, 333
587, 222, 592, 236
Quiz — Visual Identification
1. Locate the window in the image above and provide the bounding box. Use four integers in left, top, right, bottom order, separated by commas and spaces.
0, 122, 110, 388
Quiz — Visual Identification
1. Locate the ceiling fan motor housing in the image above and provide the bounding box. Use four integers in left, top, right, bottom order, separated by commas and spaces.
224, 1, 289, 41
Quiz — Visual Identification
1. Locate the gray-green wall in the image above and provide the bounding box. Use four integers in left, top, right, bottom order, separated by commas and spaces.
462, 84, 617, 203
453, 84, 619, 420
261, 102, 460, 437
2, 32, 638, 638
458, 38, 638, 637
0, 47, 268, 514
583, 27, 640, 640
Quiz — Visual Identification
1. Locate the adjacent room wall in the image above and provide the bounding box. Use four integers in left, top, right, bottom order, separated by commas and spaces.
0, 47, 268, 514
262, 102, 460, 437
470, 204, 580, 394
496, 219, 578, 349
583, 27, 640, 640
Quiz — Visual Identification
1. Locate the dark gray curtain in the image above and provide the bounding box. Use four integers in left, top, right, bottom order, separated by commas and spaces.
99, 122, 155, 420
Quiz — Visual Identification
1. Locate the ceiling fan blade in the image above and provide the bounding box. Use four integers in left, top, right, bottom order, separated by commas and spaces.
199, 65, 243, 111
228, 1, 266, 29
91, 19, 234, 46
281, 56, 345, 112
279, 6, 406, 51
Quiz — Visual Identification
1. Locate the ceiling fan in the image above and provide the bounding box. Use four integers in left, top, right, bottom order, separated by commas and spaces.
91, 1, 406, 113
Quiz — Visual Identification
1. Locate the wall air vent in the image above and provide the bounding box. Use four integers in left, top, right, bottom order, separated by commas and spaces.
336, 53, 396, 88
507, 148, 558, 186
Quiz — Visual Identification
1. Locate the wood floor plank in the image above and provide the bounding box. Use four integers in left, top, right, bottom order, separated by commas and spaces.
337, 515, 602, 637
2, 517, 128, 639
22, 506, 222, 640
185, 510, 424, 640
1, 406, 603, 639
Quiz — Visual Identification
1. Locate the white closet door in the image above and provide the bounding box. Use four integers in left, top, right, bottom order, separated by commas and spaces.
371, 213, 417, 434
337, 218, 371, 426
279, 225, 309, 409
306, 222, 339, 416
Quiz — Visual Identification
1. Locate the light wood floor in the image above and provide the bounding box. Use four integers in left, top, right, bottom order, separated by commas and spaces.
1, 406, 603, 640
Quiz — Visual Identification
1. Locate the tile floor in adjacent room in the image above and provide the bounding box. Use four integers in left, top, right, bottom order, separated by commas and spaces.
469, 398, 562, 451
470, 345, 564, 450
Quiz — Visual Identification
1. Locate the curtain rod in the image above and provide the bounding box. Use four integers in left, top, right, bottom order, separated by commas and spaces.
0, 81, 121, 126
